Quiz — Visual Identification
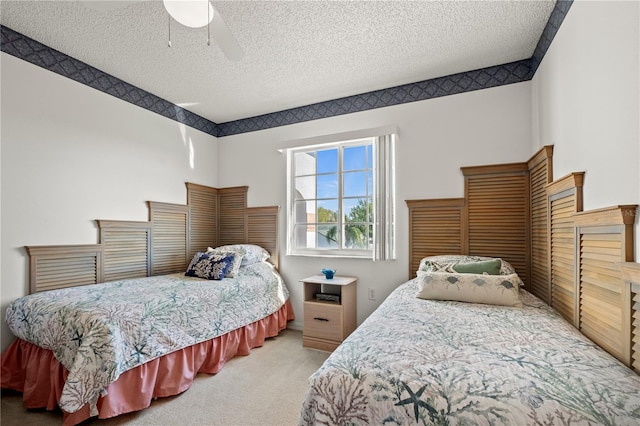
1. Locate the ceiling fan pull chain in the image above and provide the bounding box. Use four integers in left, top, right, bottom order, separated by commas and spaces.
207, 1, 211, 47
168, 14, 172, 48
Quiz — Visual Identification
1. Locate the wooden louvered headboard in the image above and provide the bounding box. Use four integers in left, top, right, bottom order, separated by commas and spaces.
187, 182, 218, 263
247, 206, 280, 269
406, 198, 466, 278
462, 162, 531, 287
26, 245, 103, 293
26, 183, 280, 293
98, 220, 151, 282
529, 146, 554, 302
149, 202, 190, 276
218, 186, 249, 246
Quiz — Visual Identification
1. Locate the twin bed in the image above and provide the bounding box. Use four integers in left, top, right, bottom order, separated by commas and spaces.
299, 256, 640, 424
1, 184, 293, 425
3, 249, 290, 419
300, 146, 640, 425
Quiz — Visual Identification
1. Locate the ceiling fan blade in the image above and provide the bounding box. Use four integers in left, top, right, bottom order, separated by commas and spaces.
211, 7, 244, 61
80, 0, 142, 12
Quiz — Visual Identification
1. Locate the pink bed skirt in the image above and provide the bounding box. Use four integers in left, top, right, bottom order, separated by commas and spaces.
1, 299, 294, 425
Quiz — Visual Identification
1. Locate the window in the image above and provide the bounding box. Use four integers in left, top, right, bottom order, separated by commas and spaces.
286, 134, 396, 260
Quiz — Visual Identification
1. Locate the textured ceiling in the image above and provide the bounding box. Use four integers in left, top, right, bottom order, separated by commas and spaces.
0, 0, 556, 124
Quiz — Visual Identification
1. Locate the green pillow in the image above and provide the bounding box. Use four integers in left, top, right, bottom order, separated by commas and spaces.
452, 259, 501, 275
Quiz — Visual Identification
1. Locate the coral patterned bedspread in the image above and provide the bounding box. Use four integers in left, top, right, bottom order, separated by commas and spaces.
5, 262, 289, 414
299, 278, 640, 425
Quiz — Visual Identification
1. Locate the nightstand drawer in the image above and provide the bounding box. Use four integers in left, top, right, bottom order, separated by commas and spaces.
303, 302, 342, 341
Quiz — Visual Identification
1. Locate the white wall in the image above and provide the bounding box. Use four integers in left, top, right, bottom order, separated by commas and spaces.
0, 53, 219, 350
532, 0, 640, 258
217, 82, 532, 331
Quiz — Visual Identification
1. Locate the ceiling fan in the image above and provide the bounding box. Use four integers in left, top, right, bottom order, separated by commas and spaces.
81, 0, 245, 61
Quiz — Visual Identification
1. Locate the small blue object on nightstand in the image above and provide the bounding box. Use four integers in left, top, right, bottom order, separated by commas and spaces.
321, 268, 336, 279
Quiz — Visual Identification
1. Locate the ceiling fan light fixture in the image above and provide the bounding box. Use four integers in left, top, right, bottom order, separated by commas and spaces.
163, 0, 213, 28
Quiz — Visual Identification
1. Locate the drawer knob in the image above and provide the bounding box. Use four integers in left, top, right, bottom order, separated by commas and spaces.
313, 317, 329, 322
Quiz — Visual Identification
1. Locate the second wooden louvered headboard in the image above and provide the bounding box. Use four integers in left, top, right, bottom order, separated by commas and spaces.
406, 146, 553, 285
621, 263, 640, 373
26, 183, 280, 293
572, 206, 636, 365
406, 145, 639, 371
545, 172, 584, 320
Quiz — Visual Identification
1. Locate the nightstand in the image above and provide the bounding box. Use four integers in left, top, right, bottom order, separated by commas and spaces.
300, 275, 357, 352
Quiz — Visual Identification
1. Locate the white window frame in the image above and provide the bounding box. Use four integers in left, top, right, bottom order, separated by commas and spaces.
284, 130, 396, 260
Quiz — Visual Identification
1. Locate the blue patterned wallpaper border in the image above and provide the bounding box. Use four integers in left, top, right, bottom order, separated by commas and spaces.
1, 0, 572, 138
531, 0, 573, 74
219, 0, 573, 136
216, 59, 533, 136
0, 26, 217, 137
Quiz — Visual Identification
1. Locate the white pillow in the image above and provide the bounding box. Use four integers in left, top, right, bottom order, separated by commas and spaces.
212, 244, 270, 267
416, 272, 523, 308
416, 255, 523, 287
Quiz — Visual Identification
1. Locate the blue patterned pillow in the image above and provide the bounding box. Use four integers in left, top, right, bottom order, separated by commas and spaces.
185, 251, 235, 280
206, 247, 243, 277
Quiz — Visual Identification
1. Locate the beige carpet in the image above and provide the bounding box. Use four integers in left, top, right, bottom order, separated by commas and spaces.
0, 329, 329, 426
